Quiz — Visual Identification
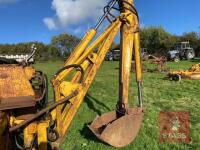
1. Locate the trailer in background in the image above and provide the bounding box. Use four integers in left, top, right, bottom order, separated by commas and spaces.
0, 44, 36, 64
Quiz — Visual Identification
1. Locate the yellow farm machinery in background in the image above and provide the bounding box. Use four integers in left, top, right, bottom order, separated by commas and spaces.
0, 0, 144, 149
168, 63, 200, 81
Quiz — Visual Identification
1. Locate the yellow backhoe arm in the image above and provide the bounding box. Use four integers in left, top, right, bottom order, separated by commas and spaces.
50, 0, 143, 147
52, 17, 122, 140
5, 0, 143, 149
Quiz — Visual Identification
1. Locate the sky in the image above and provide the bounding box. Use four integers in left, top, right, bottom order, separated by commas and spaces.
0, 0, 199, 44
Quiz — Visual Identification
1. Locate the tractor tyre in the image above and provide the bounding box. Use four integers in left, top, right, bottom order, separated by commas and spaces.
172, 74, 181, 82
174, 56, 180, 62
185, 49, 195, 60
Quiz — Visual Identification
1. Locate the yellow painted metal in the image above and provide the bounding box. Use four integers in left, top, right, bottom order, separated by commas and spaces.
76, 19, 121, 65
0, 65, 35, 99
60, 82, 80, 97
170, 63, 200, 80
24, 123, 37, 149
52, 18, 121, 85
24, 66, 36, 80
0, 1, 143, 149
54, 83, 63, 136
119, 0, 137, 106
191, 63, 200, 71
71, 59, 91, 83
10, 114, 49, 150
50, 0, 143, 146
52, 19, 122, 141
54, 29, 97, 82
9, 116, 23, 127
134, 32, 142, 81
10, 116, 49, 150
65, 29, 96, 65
37, 122, 49, 150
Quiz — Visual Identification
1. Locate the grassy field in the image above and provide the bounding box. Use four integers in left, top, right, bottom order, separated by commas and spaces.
35, 59, 200, 150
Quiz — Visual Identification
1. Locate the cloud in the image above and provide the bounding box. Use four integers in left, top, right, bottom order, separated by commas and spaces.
0, 0, 18, 4
43, 17, 57, 30
74, 27, 82, 34
44, 0, 108, 30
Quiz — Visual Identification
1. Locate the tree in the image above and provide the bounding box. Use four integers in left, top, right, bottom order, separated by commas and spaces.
140, 26, 177, 55
51, 33, 80, 57
0, 28, 199, 60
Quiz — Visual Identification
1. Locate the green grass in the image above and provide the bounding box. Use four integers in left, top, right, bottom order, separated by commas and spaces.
34, 59, 200, 150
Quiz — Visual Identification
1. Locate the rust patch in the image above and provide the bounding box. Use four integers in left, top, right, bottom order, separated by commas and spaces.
0, 65, 35, 110
89, 107, 144, 147
0, 65, 35, 99
0, 73, 8, 79
0, 96, 35, 110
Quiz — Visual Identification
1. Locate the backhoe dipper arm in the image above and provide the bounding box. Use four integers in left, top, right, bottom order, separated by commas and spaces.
50, 0, 142, 147
118, 0, 142, 113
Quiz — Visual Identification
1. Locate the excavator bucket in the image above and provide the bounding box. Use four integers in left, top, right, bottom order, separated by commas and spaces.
88, 107, 144, 147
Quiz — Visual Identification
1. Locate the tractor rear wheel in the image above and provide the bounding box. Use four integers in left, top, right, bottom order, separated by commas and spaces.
174, 56, 180, 62
185, 49, 195, 60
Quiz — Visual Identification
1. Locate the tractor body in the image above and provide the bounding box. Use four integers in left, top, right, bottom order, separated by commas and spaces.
168, 41, 195, 62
